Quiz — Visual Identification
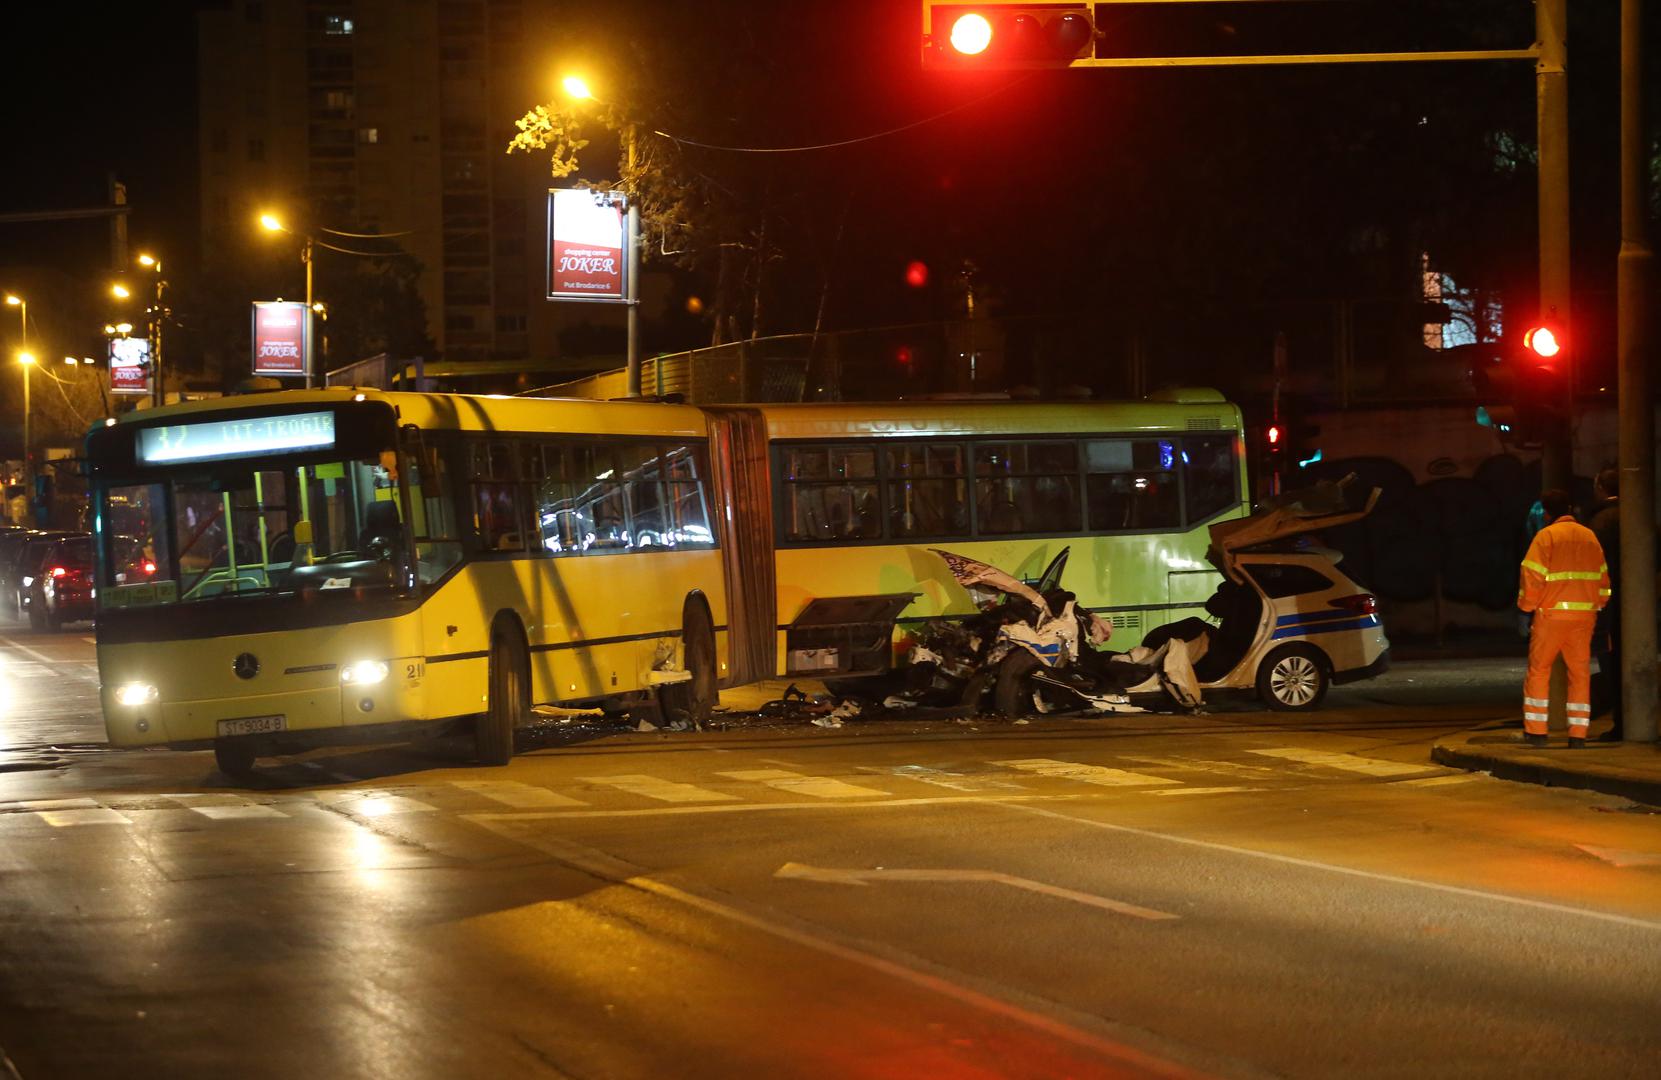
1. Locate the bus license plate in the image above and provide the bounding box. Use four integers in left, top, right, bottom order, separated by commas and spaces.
217, 715, 286, 737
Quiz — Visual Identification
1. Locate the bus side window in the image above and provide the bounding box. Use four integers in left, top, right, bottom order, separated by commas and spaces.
470, 441, 526, 552
1085, 439, 1181, 532
974, 441, 1081, 536
409, 440, 462, 583
620, 443, 667, 549
574, 445, 630, 552
537, 443, 581, 555
663, 444, 713, 548
1182, 434, 1239, 525
779, 444, 878, 542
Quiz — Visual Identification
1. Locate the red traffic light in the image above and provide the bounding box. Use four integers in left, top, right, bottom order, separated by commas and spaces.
949, 12, 993, 55
904, 260, 930, 288
1524, 325, 1561, 359
1267, 425, 1281, 445
928, 4, 1094, 66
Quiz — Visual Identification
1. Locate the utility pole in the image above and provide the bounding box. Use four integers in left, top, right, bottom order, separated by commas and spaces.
1618, 0, 1657, 744
1536, 0, 1572, 490
625, 126, 642, 398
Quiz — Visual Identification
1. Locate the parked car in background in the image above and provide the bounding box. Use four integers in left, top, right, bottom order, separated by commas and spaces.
25, 533, 95, 631
9, 530, 74, 621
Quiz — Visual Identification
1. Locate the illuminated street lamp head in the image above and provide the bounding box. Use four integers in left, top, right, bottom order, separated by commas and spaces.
4, 295, 20, 306
111, 283, 131, 300
17, 351, 35, 366
311, 301, 327, 314
115, 322, 133, 335
103, 324, 116, 335
561, 74, 594, 101
63, 356, 78, 366
137, 253, 158, 269
259, 213, 286, 233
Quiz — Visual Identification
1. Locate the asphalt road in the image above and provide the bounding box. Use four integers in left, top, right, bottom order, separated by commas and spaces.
1, 623, 1658, 1079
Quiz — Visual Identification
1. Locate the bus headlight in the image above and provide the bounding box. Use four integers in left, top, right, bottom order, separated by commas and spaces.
340, 660, 389, 686
114, 682, 159, 707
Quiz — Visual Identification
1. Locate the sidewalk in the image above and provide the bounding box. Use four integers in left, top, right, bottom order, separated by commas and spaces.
1432, 725, 1661, 807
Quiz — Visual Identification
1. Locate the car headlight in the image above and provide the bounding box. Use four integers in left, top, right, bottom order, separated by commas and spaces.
340, 660, 389, 686
114, 682, 159, 707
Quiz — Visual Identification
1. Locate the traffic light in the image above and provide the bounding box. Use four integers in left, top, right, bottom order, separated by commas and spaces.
1469, 321, 1567, 446
922, 3, 1095, 69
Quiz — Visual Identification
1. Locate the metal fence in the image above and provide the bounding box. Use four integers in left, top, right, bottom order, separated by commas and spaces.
535, 297, 1493, 406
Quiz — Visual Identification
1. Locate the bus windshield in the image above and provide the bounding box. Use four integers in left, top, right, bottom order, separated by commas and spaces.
100, 452, 425, 607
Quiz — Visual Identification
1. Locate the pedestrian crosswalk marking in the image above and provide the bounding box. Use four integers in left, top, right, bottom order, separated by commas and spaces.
579, 774, 738, 803
19, 798, 100, 811
716, 769, 888, 799
448, 780, 586, 808
1118, 754, 1282, 780
36, 807, 130, 826
314, 791, 437, 816
993, 758, 1178, 787
165, 794, 287, 820
1398, 774, 1478, 788
861, 765, 1020, 792
1248, 748, 1430, 777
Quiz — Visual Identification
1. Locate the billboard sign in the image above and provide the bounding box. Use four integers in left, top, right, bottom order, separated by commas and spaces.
109, 337, 151, 396
251, 301, 312, 377
547, 188, 627, 302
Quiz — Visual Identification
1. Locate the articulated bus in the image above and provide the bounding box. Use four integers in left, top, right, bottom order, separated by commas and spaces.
86, 387, 1244, 773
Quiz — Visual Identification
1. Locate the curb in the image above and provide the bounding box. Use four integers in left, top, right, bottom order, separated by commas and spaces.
1431, 740, 1661, 808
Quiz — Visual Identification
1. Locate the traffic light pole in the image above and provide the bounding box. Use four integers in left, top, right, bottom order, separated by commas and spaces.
1618, 0, 1657, 744
1537, 0, 1572, 492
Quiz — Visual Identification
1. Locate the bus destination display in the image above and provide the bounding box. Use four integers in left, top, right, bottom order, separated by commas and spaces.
137, 411, 336, 465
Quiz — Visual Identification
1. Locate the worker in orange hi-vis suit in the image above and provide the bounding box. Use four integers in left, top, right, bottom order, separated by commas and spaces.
1517, 489, 1610, 748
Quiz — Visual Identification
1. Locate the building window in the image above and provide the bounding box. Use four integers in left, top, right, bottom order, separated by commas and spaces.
357, 127, 379, 144
324, 15, 354, 35
445, 314, 476, 333
324, 90, 355, 111
247, 138, 265, 162
495, 314, 527, 334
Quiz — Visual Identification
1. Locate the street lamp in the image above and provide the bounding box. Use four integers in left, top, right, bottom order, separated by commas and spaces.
110, 283, 131, 300
257, 212, 317, 387
560, 74, 643, 396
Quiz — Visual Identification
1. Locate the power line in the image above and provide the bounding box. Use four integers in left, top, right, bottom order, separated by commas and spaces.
651, 77, 1032, 155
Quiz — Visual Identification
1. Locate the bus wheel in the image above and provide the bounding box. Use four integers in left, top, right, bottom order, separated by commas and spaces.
993, 650, 1043, 719
214, 739, 257, 778
477, 624, 528, 765
1256, 644, 1329, 711
659, 601, 716, 725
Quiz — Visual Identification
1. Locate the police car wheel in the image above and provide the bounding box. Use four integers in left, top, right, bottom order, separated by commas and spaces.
1257, 644, 1329, 711
993, 650, 1044, 718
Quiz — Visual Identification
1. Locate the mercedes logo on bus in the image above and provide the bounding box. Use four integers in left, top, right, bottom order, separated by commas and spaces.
233, 653, 261, 681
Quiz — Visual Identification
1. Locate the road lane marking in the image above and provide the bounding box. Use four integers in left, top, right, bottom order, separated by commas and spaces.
0, 636, 101, 684
775, 862, 1180, 921
35, 807, 130, 826
994, 758, 1179, 787
1003, 802, 1661, 932
1142, 786, 1256, 797
464, 793, 1079, 821
449, 780, 586, 808
716, 768, 888, 799
578, 774, 738, 803
1248, 747, 1434, 777
467, 822, 1203, 1078
860, 765, 1021, 792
